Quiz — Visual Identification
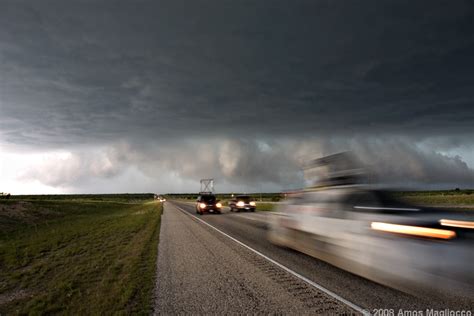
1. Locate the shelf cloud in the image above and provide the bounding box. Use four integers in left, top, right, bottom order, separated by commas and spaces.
1, 0, 473, 193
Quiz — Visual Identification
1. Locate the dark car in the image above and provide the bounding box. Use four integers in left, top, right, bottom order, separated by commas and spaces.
229, 195, 256, 212
196, 194, 222, 215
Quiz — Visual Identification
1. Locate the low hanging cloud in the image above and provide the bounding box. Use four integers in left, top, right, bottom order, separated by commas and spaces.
16, 137, 474, 192
348, 138, 474, 186
17, 150, 124, 187
102, 139, 303, 188
1, 1, 474, 193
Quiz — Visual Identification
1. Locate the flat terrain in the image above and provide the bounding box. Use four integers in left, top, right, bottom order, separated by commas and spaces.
0, 195, 162, 314
163, 201, 474, 314
2, 193, 472, 314
400, 192, 474, 208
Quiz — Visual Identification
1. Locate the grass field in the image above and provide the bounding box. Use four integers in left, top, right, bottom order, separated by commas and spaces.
253, 202, 276, 212
397, 190, 474, 207
0, 195, 162, 314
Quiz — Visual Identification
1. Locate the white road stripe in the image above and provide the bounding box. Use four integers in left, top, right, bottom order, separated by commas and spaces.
173, 203, 369, 315
354, 206, 420, 211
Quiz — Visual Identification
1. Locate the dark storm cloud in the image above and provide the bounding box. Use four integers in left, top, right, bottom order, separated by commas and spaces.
16, 137, 474, 192
1, 0, 474, 146
1, 0, 474, 190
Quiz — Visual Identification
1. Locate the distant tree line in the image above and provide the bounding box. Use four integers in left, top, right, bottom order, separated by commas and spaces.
165, 193, 284, 201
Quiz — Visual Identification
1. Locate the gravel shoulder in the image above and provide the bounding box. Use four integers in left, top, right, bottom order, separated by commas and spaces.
154, 202, 355, 314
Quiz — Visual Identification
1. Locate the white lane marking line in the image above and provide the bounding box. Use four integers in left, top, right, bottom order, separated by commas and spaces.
233, 214, 267, 223
354, 206, 420, 211
173, 203, 368, 315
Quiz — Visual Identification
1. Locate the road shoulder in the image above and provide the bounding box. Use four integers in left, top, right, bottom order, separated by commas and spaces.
154, 202, 354, 314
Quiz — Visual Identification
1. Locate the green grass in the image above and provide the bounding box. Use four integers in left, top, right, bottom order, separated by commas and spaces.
8, 193, 154, 203
0, 196, 162, 314
254, 202, 276, 212
392, 189, 474, 206
398, 193, 474, 206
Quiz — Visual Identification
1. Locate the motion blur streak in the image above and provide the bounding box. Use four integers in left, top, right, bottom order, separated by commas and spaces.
354, 206, 420, 211
440, 219, 474, 229
371, 222, 456, 239
268, 152, 474, 299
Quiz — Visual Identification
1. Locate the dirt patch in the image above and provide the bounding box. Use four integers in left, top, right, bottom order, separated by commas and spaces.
0, 202, 60, 232
0, 288, 35, 307
1, 202, 35, 221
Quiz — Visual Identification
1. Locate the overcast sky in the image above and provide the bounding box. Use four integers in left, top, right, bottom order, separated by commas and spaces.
1, 0, 474, 194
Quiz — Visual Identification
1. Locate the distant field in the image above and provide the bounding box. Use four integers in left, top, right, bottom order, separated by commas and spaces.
253, 202, 276, 212
0, 195, 162, 314
167, 190, 474, 212
167, 193, 284, 202
8, 193, 155, 203
396, 190, 474, 207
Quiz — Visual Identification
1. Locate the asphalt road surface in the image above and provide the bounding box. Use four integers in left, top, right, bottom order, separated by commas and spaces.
154, 201, 473, 314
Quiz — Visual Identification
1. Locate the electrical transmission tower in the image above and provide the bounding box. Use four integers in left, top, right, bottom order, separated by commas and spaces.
200, 178, 214, 194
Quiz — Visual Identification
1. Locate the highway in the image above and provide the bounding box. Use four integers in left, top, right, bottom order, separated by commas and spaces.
154, 201, 473, 314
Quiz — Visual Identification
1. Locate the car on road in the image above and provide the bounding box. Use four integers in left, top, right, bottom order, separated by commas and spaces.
196, 194, 222, 215
229, 195, 256, 212
155, 195, 166, 202
268, 185, 474, 300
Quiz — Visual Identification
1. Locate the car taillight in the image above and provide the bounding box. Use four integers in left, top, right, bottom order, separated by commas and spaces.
440, 219, 474, 229
199, 203, 206, 208
371, 222, 456, 240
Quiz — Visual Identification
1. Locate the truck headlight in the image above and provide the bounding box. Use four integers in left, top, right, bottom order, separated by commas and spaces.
216, 202, 222, 208
199, 203, 206, 208
237, 201, 245, 207
249, 201, 256, 206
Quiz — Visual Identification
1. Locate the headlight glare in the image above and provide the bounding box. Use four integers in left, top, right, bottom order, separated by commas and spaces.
371, 222, 456, 239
